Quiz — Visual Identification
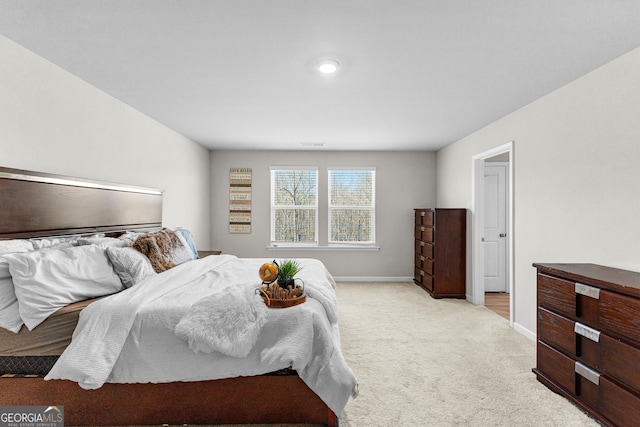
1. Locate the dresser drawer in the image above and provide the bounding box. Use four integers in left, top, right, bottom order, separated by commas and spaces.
539, 273, 640, 346
415, 240, 433, 258
599, 333, 640, 394
538, 273, 578, 318
599, 289, 640, 346
415, 225, 433, 242
537, 340, 605, 408
415, 210, 434, 227
538, 307, 640, 393
422, 272, 433, 292
537, 341, 575, 394
538, 273, 601, 328
538, 329, 640, 426
414, 270, 433, 292
537, 307, 602, 368
415, 254, 433, 275
598, 374, 640, 426
573, 359, 640, 427
537, 307, 578, 356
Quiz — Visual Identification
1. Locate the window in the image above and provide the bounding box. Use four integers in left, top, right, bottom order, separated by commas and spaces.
328, 168, 376, 244
270, 167, 318, 244
269, 166, 377, 249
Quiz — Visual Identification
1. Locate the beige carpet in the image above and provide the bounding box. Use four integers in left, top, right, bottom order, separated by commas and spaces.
336, 281, 600, 427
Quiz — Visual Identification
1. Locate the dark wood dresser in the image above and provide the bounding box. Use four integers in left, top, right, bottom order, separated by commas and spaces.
533, 263, 640, 427
413, 208, 466, 298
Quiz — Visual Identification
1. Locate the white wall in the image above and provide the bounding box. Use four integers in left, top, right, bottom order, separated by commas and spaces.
436, 46, 640, 336
210, 150, 435, 278
0, 35, 211, 249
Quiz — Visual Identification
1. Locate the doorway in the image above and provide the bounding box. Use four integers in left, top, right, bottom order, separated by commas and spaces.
483, 161, 508, 293
471, 142, 514, 326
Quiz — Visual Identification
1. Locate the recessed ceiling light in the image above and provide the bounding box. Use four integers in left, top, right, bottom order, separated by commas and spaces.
317, 59, 339, 74
301, 142, 325, 147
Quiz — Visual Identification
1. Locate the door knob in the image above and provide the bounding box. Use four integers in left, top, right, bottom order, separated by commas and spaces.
499, 233, 506, 238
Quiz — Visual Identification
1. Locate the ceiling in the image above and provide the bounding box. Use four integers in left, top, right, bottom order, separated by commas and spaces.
2, 1, 640, 151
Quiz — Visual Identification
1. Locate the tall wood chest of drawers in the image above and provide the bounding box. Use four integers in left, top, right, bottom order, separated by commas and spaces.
414, 208, 466, 298
533, 263, 640, 427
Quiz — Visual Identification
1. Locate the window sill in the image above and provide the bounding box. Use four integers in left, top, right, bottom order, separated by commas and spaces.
266, 244, 380, 252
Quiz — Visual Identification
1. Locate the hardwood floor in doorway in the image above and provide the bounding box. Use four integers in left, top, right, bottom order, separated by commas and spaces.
485, 292, 509, 320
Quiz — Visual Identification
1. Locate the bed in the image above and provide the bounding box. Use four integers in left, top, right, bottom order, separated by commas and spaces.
0, 166, 356, 426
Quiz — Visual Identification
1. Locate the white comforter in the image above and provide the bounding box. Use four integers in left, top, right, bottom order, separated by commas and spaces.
45, 255, 357, 415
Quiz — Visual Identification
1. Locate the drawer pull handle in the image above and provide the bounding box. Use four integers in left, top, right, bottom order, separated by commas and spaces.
421, 212, 425, 217
575, 283, 600, 300
421, 226, 425, 232
574, 322, 601, 343
575, 361, 600, 385
420, 270, 425, 276
421, 256, 425, 262
420, 241, 425, 247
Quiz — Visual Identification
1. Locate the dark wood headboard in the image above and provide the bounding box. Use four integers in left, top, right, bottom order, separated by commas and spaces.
0, 167, 163, 239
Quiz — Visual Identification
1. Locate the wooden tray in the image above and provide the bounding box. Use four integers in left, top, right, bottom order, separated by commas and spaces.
262, 294, 306, 308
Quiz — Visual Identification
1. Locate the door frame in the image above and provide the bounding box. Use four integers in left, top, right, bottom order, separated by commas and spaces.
471, 141, 514, 325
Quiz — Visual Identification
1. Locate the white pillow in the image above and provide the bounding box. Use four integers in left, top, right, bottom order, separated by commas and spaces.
117, 231, 142, 247
4, 245, 124, 330
174, 228, 198, 260
29, 236, 79, 250
0, 240, 35, 333
0, 239, 34, 254
76, 237, 127, 248
106, 247, 157, 288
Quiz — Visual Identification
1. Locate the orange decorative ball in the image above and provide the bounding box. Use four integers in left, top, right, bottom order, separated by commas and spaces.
259, 262, 278, 283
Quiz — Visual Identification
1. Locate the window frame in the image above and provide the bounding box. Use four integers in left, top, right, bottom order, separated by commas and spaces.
269, 166, 319, 247
327, 167, 376, 246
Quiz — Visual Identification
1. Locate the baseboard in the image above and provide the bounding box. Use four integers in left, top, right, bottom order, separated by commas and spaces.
333, 276, 413, 282
513, 321, 536, 341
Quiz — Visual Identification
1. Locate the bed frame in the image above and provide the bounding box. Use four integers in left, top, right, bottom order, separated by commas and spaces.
0, 167, 338, 427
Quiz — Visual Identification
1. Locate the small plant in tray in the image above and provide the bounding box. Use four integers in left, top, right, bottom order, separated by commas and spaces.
276, 259, 302, 288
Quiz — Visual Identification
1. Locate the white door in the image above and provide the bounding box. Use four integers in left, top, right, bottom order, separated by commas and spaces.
483, 164, 507, 292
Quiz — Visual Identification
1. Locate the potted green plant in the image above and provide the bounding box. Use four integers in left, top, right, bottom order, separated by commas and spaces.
276, 259, 302, 288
